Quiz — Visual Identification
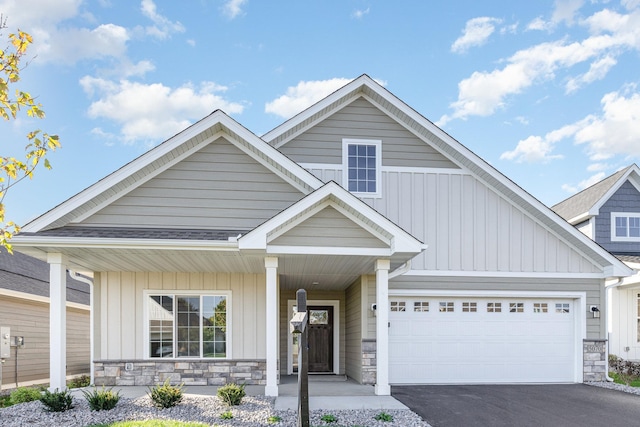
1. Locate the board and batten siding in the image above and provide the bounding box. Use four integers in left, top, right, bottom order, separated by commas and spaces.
278, 98, 458, 169
0, 295, 90, 387
93, 271, 266, 361
345, 277, 363, 383
610, 287, 640, 360
80, 137, 303, 230
269, 206, 387, 248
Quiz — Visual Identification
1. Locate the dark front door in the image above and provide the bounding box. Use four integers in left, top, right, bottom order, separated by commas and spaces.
307, 306, 333, 373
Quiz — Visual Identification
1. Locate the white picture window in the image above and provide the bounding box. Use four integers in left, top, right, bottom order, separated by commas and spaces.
611, 213, 640, 241
147, 292, 229, 359
343, 139, 381, 197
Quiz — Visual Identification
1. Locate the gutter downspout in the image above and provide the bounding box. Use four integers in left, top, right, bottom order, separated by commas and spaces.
389, 260, 411, 280
69, 271, 94, 384
604, 277, 625, 382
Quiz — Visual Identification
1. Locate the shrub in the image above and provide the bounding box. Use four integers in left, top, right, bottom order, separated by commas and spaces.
375, 411, 394, 422
82, 386, 121, 411
148, 379, 184, 408
40, 389, 74, 412
68, 375, 91, 388
267, 415, 282, 424
9, 387, 42, 405
320, 414, 338, 423
217, 383, 246, 406
220, 410, 234, 420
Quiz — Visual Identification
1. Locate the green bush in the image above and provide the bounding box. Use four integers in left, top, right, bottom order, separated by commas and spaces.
40, 389, 74, 412
148, 379, 184, 408
9, 387, 42, 405
320, 414, 337, 423
82, 386, 121, 411
216, 383, 246, 406
68, 374, 91, 388
220, 410, 234, 419
375, 411, 394, 422
267, 415, 282, 424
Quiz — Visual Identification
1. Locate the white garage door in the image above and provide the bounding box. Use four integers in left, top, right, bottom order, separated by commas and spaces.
389, 297, 577, 384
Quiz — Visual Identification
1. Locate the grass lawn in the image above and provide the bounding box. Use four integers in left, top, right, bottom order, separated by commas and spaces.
610, 372, 640, 387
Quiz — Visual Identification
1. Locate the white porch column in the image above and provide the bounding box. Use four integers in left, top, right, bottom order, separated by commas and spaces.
48, 253, 68, 391
375, 259, 390, 395
265, 256, 279, 396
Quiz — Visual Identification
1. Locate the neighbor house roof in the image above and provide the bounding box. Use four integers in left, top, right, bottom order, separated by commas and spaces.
552, 165, 639, 223
0, 250, 91, 305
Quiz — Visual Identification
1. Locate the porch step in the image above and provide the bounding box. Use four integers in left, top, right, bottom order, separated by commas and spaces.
308, 374, 348, 382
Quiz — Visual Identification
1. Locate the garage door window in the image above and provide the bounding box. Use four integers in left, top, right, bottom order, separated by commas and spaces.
462, 302, 477, 312
487, 302, 502, 312
414, 301, 429, 312
509, 302, 524, 313
533, 303, 548, 313
439, 302, 454, 312
390, 301, 406, 312
556, 303, 570, 313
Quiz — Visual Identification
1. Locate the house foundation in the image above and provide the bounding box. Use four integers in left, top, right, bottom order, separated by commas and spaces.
93, 359, 266, 386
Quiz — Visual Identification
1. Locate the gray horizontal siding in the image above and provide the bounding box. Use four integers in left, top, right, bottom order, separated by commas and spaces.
279, 98, 458, 169
81, 137, 303, 230
269, 206, 387, 248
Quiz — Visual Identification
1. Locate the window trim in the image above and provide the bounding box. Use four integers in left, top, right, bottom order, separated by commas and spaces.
144, 290, 232, 359
342, 138, 382, 198
611, 212, 640, 242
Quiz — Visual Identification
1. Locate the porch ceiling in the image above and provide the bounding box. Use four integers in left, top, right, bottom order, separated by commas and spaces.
14, 246, 407, 291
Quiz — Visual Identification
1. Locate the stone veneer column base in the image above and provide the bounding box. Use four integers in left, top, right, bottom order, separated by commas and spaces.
362, 338, 377, 385
93, 360, 266, 386
583, 339, 607, 382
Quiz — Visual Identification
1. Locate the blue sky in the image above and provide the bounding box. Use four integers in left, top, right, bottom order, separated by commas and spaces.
2, 0, 640, 226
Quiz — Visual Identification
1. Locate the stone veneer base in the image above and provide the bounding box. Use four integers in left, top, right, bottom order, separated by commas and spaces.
361, 338, 377, 385
93, 359, 266, 386
583, 339, 607, 382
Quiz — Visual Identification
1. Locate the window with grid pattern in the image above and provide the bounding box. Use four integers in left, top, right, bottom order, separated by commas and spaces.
487, 302, 502, 313
462, 302, 477, 312
390, 301, 406, 312
509, 302, 524, 313
414, 301, 429, 312
439, 302, 454, 312
533, 303, 548, 313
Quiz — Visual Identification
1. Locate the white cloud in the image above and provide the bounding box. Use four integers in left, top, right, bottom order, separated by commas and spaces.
502, 87, 640, 166
80, 77, 245, 143
35, 24, 129, 64
265, 78, 355, 119
0, 0, 81, 31
352, 8, 370, 19
565, 55, 617, 93
562, 172, 606, 193
587, 162, 610, 172
451, 17, 502, 54
140, 0, 185, 39
527, 0, 585, 31
439, 7, 640, 126
222, 0, 247, 19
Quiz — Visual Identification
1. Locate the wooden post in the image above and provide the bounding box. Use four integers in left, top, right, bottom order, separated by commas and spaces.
296, 289, 309, 427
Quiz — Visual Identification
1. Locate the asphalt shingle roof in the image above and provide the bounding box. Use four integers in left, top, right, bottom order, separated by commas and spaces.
0, 250, 91, 305
551, 166, 632, 221
23, 226, 248, 241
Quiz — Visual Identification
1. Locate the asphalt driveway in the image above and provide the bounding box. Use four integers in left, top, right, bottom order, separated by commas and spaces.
392, 384, 640, 427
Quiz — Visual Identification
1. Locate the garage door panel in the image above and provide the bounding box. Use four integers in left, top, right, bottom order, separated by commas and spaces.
389, 297, 577, 384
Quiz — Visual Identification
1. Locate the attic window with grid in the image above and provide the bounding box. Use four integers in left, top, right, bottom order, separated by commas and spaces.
611, 212, 640, 242
343, 139, 381, 197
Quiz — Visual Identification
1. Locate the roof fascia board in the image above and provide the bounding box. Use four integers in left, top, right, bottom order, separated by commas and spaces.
589, 166, 640, 216
10, 236, 240, 251
0, 288, 90, 309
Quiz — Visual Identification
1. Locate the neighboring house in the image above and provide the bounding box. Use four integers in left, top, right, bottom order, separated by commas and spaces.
552, 164, 640, 361
0, 249, 91, 390
11, 75, 632, 396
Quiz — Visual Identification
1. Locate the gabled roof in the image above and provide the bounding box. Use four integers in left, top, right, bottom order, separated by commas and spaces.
20, 111, 325, 234
552, 165, 640, 224
265, 74, 633, 278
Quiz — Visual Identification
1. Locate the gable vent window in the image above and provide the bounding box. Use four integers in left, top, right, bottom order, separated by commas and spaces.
343, 139, 381, 197
611, 213, 640, 241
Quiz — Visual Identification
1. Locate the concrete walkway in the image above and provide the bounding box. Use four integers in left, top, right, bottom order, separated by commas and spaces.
74, 375, 408, 410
